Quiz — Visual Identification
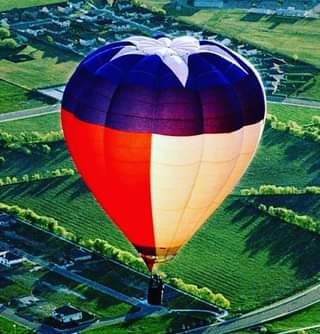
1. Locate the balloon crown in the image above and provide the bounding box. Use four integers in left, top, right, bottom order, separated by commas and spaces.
109, 36, 247, 86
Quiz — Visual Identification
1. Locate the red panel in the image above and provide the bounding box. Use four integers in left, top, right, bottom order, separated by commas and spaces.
61, 109, 155, 252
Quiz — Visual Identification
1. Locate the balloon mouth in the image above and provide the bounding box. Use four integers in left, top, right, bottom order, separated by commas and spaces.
141, 254, 176, 272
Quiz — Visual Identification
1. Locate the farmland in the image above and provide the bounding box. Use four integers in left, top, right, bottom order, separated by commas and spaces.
0, 0, 66, 11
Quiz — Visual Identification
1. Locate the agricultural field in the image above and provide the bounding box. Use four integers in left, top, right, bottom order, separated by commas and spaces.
0, 0, 66, 11
0, 41, 80, 90
0, 80, 55, 114
0, 103, 319, 312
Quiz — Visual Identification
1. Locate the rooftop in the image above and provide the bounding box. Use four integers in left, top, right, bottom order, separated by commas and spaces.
54, 305, 82, 316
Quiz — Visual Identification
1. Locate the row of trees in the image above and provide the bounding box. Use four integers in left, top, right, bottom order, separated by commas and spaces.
0, 202, 76, 241
258, 204, 320, 234
0, 26, 18, 51
267, 114, 320, 143
167, 277, 230, 309
0, 168, 75, 186
0, 202, 230, 309
0, 130, 62, 156
241, 185, 320, 196
0, 130, 63, 145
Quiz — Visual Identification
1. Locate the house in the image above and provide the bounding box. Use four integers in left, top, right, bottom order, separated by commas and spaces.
0, 252, 26, 268
0, 249, 8, 257
52, 305, 83, 324
13, 296, 40, 307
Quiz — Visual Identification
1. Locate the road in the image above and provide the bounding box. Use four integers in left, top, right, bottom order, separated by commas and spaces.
177, 284, 320, 334
0, 104, 59, 123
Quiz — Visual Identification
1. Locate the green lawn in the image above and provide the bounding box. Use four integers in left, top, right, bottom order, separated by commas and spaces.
0, 42, 80, 89
265, 302, 320, 333
0, 112, 60, 134
82, 312, 215, 334
268, 104, 320, 125
0, 316, 32, 334
0, 80, 55, 114
140, 2, 320, 69
0, 0, 66, 11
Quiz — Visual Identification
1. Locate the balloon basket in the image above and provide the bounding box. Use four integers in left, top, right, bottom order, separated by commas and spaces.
147, 274, 164, 305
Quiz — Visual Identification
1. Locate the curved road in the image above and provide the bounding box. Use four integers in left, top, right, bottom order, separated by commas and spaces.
178, 284, 320, 334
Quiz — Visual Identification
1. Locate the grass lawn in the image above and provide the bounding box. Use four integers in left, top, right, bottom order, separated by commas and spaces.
0, 80, 55, 114
265, 302, 320, 333
0, 316, 32, 334
82, 312, 215, 334
140, 2, 320, 69
268, 103, 320, 125
0, 0, 66, 11
0, 112, 60, 134
0, 41, 80, 90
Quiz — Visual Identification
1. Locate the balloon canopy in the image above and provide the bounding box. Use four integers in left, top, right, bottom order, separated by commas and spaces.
61, 36, 266, 271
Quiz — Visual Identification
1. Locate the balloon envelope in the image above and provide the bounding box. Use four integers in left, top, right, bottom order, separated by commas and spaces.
61, 36, 266, 271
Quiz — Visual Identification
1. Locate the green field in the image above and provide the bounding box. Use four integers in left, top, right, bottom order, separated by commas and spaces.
140, 2, 320, 69
0, 316, 32, 334
0, 0, 66, 11
268, 104, 320, 125
0, 42, 80, 89
82, 312, 215, 334
0, 80, 55, 114
0, 112, 60, 134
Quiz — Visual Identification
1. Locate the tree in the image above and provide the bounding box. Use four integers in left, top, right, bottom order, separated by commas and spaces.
0, 27, 10, 39
0, 38, 18, 49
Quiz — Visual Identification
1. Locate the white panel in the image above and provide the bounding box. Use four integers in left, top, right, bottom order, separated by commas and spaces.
150, 121, 264, 257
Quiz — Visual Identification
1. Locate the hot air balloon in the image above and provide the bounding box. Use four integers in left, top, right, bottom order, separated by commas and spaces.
61, 36, 266, 277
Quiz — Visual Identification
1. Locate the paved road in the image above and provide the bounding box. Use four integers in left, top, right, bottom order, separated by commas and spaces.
52, 265, 143, 307
0, 104, 59, 123
178, 284, 320, 334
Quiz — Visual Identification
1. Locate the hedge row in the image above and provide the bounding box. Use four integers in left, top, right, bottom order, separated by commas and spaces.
241, 185, 320, 196
0, 168, 75, 186
258, 204, 320, 234
267, 114, 320, 143
0, 202, 75, 241
0, 203, 230, 309
0, 129, 63, 145
168, 277, 230, 309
